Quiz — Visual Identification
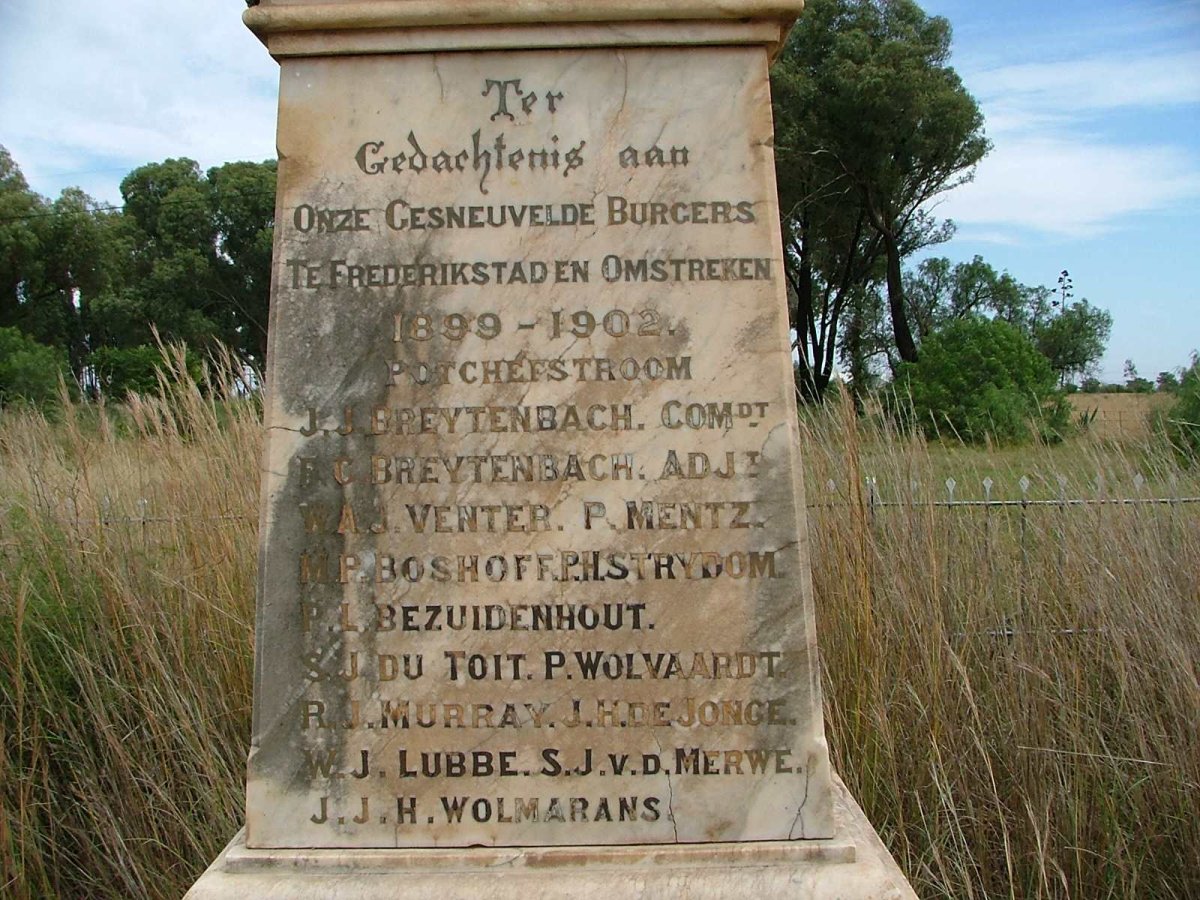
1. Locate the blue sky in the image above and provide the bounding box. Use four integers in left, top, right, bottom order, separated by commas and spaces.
1, 0, 1196, 381
922, 0, 1200, 381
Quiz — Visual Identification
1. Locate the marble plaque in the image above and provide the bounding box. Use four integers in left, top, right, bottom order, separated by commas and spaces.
248, 36, 835, 850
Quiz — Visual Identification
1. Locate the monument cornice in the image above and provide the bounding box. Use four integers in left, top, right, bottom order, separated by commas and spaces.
244, 1, 807, 38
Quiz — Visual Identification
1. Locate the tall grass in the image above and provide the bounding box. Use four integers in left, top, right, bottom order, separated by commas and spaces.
0, 352, 258, 898
803, 397, 1200, 899
1, 369, 1197, 898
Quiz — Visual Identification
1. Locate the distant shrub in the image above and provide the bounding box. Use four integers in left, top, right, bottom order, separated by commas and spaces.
1157, 370, 1181, 393
0, 327, 69, 408
89, 345, 166, 399
1160, 353, 1200, 460
890, 317, 1068, 445
89, 344, 202, 400
1075, 405, 1099, 432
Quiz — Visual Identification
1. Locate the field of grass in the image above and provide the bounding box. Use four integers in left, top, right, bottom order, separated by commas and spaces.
1067, 392, 1174, 442
1, 368, 1197, 899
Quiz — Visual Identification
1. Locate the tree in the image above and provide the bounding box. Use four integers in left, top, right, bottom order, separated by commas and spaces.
1160, 353, 1200, 460
0, 148, 131, 378
0, 326, 69, 408
119, 158, 223, 349
788, 0, 989, 365
0, 147, 46, 331
772, 28, 885, 403
1123, 359, 1153, 393
118, 157, 276, 365
891, 317, 1067, 444
89, 345, 168, 398
837, 283, 890, 405
1033, 300, 1112, 387
0, 149, 277, 394
904, 255, 1023, 341
28, 189, 129, 375
771, 0, 986, 399
208, 160, 276, 364
902, 257, 1112, 386
1157, 371, 1181, 393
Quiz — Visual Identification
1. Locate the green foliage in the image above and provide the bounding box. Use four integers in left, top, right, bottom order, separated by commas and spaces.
905, 255, 1018, 340
1157, 370, 1181, 393
891, 317, 1067, 444
903, 257, 1113, 388
1120, 359, 1154, 394
1160, 354, 1200, 460
118, 158, 276, 365
1032, 299, 1112, 385
0, 149, 132, 378
0, 148, 43, 330
89, 345, 169, 398
771, 0, 988, 400
0, 327, 68, 408
208, 161, 276, 363
0, 147, 277, 390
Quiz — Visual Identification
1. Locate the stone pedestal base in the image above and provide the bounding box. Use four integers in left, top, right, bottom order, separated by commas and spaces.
186, 777, 915, 899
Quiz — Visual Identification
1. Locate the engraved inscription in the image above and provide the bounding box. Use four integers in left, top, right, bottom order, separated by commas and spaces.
248, 45, 834, 850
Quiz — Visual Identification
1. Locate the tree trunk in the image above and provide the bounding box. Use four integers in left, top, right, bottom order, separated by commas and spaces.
883, 230, 918, 364
789, 235, 829, 404
794, 354, 824, 404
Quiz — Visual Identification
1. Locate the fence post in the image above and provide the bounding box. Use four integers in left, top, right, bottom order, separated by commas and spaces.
1169, 472, 1180, 552
1056, 474, 1069, 577
1019, 476, 1031, 618
138, 497, 149, 548
982, 476, 994, 580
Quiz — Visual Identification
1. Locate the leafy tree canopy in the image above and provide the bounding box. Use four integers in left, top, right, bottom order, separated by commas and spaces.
771, 0, 988, 402
0, 147, 276, 395
898, 256, 1112, 388
0, 326, 69, 408
891, 317, 1067, 445
118, 157, 276, 363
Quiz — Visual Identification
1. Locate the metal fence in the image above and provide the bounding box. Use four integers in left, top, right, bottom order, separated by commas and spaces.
26, 474, 1200, 529
814, 472, 1198, 509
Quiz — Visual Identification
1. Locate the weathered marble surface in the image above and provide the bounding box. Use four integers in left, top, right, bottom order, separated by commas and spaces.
247, 38, 835, 850
187, 2, 919, 897
265, 22, 785, 58
187, 776, 917, 899
243, 0, 807, 34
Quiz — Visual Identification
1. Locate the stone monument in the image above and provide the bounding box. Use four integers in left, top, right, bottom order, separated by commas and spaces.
188, 1, 916, 896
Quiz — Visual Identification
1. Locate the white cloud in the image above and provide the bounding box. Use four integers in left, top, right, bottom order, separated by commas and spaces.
2, 0, 1198, 246
0, 0, 278, 203
943, 41, 1200, 241
944, 136, 1200, 238
972, 51, 1200, 123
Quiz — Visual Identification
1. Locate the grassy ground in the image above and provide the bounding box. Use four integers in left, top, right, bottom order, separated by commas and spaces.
801, 398, 1199, 899
1, 373, 1197, 899
1066, 392, 1173, 442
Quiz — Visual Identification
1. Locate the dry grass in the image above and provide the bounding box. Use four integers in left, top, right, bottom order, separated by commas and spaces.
1, 369, 1197, 899
1067, 392, 1173, 441
802, 397, 1200, 899
0, 353, 258, 898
